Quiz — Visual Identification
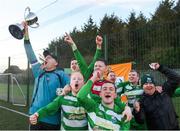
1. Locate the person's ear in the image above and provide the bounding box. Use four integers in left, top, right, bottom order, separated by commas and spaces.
114, 93, 117, 99
55, 61, 58, 66
99, 91, 103, 98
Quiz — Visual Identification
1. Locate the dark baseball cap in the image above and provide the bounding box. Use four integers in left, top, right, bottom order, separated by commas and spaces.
141, 74, 155, 86
43, 50, 58, 62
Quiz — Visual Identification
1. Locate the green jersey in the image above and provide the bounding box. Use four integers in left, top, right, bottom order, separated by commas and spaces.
37, 93, 87, 130
116, 81, 146, 130
73, 48, 101, 82
117, 81, 143, 108
77, 80, 130, 130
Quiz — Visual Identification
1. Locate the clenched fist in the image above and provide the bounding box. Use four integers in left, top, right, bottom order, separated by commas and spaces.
29, 113, 39, 125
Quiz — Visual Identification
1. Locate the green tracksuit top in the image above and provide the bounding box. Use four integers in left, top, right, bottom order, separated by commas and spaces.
73, 48, 101, 82
37, 93, 87, 130
77, 80, 130, 130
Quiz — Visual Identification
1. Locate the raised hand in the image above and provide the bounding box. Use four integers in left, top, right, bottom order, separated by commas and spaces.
155, 86, 163, 93
21, 21, 29, 39
57, 84, 71, 96
134, 101, 140, 112
122, 106, 132, 122
149, 63, 160, 70
96, 35, 103, 48
64, 32, 74, 45
91, 69, 102, 82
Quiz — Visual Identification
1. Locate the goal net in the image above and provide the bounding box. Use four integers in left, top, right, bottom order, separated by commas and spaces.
0, 73, 26, 106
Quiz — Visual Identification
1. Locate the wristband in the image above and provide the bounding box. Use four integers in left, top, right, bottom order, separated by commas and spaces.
71, 43, 77, 51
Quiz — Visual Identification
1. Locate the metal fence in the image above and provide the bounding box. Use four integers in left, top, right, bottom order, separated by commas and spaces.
0, 21, 179, 107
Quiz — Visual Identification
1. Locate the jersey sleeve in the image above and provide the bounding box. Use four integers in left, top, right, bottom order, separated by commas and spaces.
37, 96, 63, 119
77, 80, 98, 112
121, 121, 130, 130
116, 81, 130, 95
73, 49, 88, 75
84, 48, 101, 82
114, 104, 130, 130
114, 98, 126, 111
158, 65, 180, 96
24, 40, 42, 78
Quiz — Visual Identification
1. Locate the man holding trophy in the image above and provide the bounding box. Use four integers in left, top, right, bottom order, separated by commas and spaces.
9, 7, 39, 40
14, 7, 70, 130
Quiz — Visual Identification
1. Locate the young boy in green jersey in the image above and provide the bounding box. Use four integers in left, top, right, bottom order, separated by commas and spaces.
77, 69, 130, 130
29, 72, 88, 130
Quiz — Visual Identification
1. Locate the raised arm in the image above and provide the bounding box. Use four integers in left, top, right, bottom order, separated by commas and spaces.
64, 33, 88, 75
29, 96, 63, 124
23, 22, 41, 78
149, 63, 180, 96
84, 35, 102, 82
77, 70, 101, 111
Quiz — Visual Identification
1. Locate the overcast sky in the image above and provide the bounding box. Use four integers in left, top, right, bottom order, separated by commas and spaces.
0, 0, 178, 72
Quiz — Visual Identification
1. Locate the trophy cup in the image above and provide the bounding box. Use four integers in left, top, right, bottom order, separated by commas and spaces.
8, 7, 39, 40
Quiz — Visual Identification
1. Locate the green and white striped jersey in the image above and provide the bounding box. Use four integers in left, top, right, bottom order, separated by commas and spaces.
77, 80, 130, 130
37, 93, 88, 130
116, 81, 146, 130
117, 81, 144, 108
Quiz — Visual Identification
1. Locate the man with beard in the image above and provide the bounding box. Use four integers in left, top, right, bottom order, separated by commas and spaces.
133, 63, 180, 130
23, 22, 69, 130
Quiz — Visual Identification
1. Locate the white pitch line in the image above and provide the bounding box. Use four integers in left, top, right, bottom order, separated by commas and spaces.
0, 105, 29, 117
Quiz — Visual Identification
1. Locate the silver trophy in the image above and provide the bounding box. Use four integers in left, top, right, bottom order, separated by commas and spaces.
8, 7, 39, 40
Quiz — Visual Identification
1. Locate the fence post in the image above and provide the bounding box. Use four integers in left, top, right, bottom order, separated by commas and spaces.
103, 35, 108, 63
7, 56, 11, 102
55, 46, 58, 56
26, 61, 30, 107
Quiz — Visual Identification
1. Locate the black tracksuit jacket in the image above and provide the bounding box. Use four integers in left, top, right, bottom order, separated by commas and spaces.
133, 65, 180, 130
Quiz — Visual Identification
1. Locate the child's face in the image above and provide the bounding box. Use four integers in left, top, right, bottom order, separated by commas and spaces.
70, 72, 84, 94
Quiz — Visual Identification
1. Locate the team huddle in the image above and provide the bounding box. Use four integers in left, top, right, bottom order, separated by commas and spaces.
21, 22, 180, 130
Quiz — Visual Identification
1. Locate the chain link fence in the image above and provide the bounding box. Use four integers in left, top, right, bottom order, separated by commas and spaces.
0, 21, 179, 109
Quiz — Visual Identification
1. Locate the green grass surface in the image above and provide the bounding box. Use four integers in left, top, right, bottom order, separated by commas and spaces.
0, 83, 34, 104
0, 82, 180, 129
0, 97, 180, 130
0, 100, 29, 130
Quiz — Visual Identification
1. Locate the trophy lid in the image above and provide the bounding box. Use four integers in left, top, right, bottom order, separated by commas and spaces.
9, 24, 24, 40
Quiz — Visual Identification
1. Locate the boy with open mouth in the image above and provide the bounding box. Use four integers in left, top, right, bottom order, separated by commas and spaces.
29, 72, 88, 130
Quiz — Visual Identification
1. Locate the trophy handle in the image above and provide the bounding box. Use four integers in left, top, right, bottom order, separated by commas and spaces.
24, 7, 30, 20
29, 22, 39, 28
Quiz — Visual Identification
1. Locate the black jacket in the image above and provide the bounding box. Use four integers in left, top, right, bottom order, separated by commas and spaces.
133, 65, 180, 130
